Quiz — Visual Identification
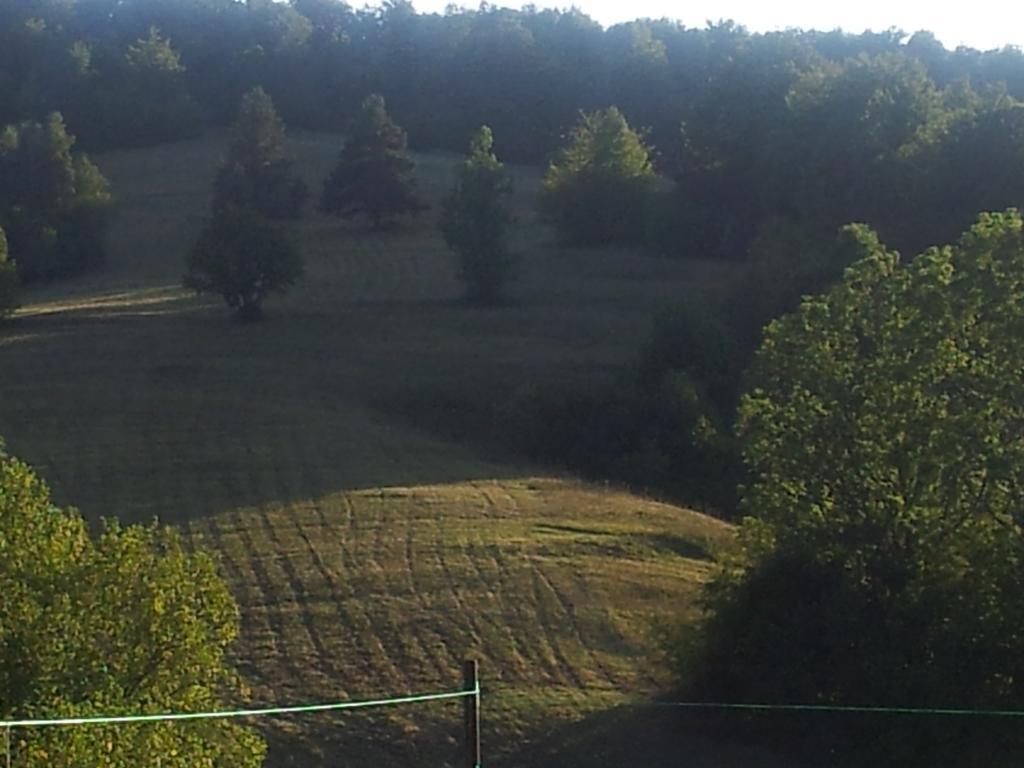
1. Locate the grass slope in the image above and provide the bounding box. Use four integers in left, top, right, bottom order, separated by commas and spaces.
0, 132, 788, 766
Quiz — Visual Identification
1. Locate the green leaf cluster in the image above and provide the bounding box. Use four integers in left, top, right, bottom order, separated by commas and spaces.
0, 441, 266, 768
440, 126, 515, 303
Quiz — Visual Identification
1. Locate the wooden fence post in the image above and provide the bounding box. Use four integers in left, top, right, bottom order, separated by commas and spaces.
463, 660, 481, 768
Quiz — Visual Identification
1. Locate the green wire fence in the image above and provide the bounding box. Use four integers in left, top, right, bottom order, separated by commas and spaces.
8, 658, 1024, 767
1, 660, 483, 768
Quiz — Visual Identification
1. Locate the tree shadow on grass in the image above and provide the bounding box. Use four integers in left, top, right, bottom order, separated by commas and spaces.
500, 702, 802, 768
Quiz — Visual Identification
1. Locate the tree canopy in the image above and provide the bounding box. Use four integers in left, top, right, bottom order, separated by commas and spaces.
0, 440, 266, 767
319, 94, 424, 228
440, 125, 514, 303
678, 211, 1024, 765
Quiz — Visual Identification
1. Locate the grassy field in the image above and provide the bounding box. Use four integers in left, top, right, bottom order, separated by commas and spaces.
0, 132, 790, 766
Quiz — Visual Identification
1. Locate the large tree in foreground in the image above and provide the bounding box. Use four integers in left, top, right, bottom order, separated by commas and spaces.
540, 106, 654, 245
440, 126, 514, 303
678, 211, 1024, 766
0, 440, 266, 768
213, 87, 308, 219
319, 94, 424, 229
184, 206, 303, 321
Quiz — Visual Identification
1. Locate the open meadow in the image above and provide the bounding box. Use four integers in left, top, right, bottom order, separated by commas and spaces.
0, 133, 793, 766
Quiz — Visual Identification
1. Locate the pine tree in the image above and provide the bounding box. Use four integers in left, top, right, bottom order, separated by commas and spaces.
213, 87, 308, 219
440, 126, 514, 303
319, 94, 425, 229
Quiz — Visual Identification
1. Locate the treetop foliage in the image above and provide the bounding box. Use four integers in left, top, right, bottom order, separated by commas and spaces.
0, 439, 265, 767
541, 107, 654, 244
348, 93, 408, 155
740, 211, 1024, 566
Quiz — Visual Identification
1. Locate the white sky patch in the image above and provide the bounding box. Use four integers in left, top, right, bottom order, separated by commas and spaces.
410, 0, 1024, 52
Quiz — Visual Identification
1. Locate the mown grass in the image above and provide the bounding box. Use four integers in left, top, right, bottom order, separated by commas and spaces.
0, 132, 790, 766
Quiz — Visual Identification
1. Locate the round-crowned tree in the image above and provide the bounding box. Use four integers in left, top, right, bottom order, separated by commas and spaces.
183, 206, 303, 321
439, 126, 514, 303
319, 94, 425, 229
677, 211, 1024, 766
0, 440, 266, 767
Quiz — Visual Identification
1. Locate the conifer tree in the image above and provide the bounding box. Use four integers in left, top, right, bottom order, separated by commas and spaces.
440, 126, 514, 303
213, 87, 308, 219
319, 94, 425, 228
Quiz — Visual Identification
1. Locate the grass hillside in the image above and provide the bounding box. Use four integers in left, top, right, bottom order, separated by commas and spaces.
0, 132, 790, 766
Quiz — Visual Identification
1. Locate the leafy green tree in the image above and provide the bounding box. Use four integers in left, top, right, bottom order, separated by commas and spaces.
0, 113, 112, 282
184, 206, 303, 321
213, 86, 308, 219
679, 212, 1024, 766
541, 106, 654, 244
319, 94, 425, 229
0, 440, 266, 768
440, 126, 514, 303
0, 226, 19, 319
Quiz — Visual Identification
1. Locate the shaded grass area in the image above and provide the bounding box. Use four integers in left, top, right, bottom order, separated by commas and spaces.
0, 132, 790, 765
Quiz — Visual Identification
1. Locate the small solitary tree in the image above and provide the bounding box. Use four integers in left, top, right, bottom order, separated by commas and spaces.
319, 94, 424, 228
184, 207, 303, 321
213, 87, 308, 219
0, 227, 19, 319
440, 126, 514, 303
541, 106, 654, 245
